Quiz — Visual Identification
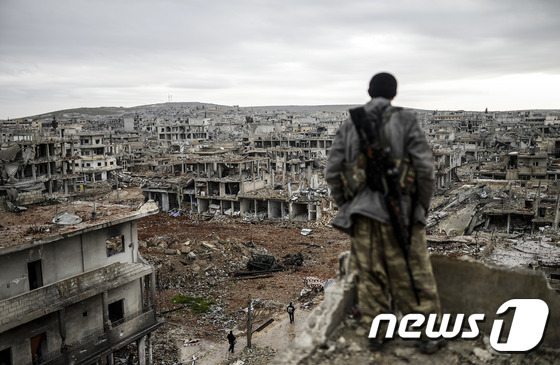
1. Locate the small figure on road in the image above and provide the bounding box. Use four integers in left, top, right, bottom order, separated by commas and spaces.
287, 302, 295, 323
227, 330, 236, 353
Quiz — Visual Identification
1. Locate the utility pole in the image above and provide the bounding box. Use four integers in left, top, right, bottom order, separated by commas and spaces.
533, 180, 542, 235
246, 294, 252, 349
116, 172, 120, 204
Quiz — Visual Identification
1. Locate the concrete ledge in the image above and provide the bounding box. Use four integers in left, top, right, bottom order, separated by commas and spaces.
432, 255, 560, 348
273, 254, 560, 364
0, 262, 153, 333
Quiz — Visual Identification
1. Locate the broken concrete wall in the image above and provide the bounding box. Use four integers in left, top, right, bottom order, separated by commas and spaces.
237, 198, 251, 213
17, 190, 45, 205
291, 202, 309, 221
0, 189, 44, 208
432, 255, 560, 348
273, 255, 560, 364
242, 178, 267, 193
268, 200, 282, 219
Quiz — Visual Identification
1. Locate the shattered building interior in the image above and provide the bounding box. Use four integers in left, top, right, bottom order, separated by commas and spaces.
1, 104, 560, 363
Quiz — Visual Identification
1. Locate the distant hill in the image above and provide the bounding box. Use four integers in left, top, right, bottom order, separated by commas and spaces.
4, 102, 233, 121
8, 103, 363, 121
4, 102, 557, 122
242, 104, 358, 113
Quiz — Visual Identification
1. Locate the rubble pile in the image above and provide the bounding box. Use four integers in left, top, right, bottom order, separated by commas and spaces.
136, 211, 350, 359
282, 252, 304, 268
427, 234, 489, 259
113, 323, 188, 363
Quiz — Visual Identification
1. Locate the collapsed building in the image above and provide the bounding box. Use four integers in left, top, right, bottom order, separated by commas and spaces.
0, 138, 80, 204
0, 129, 125, 207
0, 200, 161, 364
140, 156, 326, 221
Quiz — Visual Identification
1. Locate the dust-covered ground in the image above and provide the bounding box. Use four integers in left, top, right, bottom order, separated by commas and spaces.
93, 187, 560, 364
133, 209, 350, 363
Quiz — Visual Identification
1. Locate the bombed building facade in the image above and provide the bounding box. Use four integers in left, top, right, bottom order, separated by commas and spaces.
0, 200, 161, 364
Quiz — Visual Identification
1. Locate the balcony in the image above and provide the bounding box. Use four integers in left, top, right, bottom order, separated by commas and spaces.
0, 262, 153, 334
42, 309, 162, 365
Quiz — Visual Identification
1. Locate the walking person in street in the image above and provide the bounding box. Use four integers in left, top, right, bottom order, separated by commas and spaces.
227, 330, 236, 353
287, 302, 295, 323
325, 72, 444, 354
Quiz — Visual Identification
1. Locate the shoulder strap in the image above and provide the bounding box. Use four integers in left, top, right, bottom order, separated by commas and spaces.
348, 106, 380, 149
377, 106, 402, 149
349, 105, 402, 148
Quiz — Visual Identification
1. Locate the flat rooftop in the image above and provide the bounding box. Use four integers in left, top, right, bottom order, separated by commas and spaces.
0, 200, 158, 251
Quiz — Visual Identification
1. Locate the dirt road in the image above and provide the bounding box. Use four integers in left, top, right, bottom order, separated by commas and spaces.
179, 307, 313, 364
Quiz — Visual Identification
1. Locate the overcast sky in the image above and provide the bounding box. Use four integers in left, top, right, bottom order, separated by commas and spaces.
1, 0, 559, 118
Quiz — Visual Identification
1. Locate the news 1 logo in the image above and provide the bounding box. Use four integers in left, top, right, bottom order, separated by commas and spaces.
369, 299, 549, 352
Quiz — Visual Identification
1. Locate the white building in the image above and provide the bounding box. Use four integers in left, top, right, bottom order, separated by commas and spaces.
0, 201, 161, 364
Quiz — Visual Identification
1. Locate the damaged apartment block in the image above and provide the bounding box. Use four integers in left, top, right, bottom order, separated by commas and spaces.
0, 128, 122, 206
142, 154, 325, 221
0, 201, 162, 364
0, 139, 78, 204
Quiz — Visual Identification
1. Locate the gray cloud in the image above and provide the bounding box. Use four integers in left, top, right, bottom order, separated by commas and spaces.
1, 0, 560, 118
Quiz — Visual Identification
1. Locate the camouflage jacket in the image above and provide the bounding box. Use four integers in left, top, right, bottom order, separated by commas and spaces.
325, 97, 435, 234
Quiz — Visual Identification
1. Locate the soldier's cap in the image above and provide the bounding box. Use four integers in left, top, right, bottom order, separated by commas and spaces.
368, 72, 397, 99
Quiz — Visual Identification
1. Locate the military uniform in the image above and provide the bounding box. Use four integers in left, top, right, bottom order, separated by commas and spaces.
325, 93, 441, 334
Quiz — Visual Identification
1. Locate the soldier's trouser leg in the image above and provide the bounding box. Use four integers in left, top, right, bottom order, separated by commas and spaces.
351, 216, 391, 331
385, 222, 441, 317
351, 217, 441, 337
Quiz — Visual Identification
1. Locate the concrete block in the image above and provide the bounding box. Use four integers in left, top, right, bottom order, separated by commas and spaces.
432, 255, 560, 348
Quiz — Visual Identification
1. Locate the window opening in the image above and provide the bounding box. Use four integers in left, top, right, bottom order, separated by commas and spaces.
30, 332, 47, 364
108, 299, 124, 325
106, 235, 125, 256
27, 260, 43, 290
0, 348, 12, 365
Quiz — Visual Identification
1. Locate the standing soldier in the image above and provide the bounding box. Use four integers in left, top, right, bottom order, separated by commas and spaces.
287, 302, 295, 323
227, 330, 236, 353
325, 72, 443, 354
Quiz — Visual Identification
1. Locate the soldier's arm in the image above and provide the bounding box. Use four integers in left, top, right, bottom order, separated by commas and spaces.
405, 116, 435, 214
325, 121, 350, 207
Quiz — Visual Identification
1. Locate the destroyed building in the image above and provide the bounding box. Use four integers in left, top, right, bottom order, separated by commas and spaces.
4, 105, 560, 230
140, 156, 326, 221
0, 137, 80, 203
0, 200, 162, 364
72, 132, 120, 184
155, 120, 209, 150
3, 105, 560, 236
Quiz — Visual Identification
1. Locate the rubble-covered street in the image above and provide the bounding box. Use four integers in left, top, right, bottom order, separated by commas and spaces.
135, 206, 349, 363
